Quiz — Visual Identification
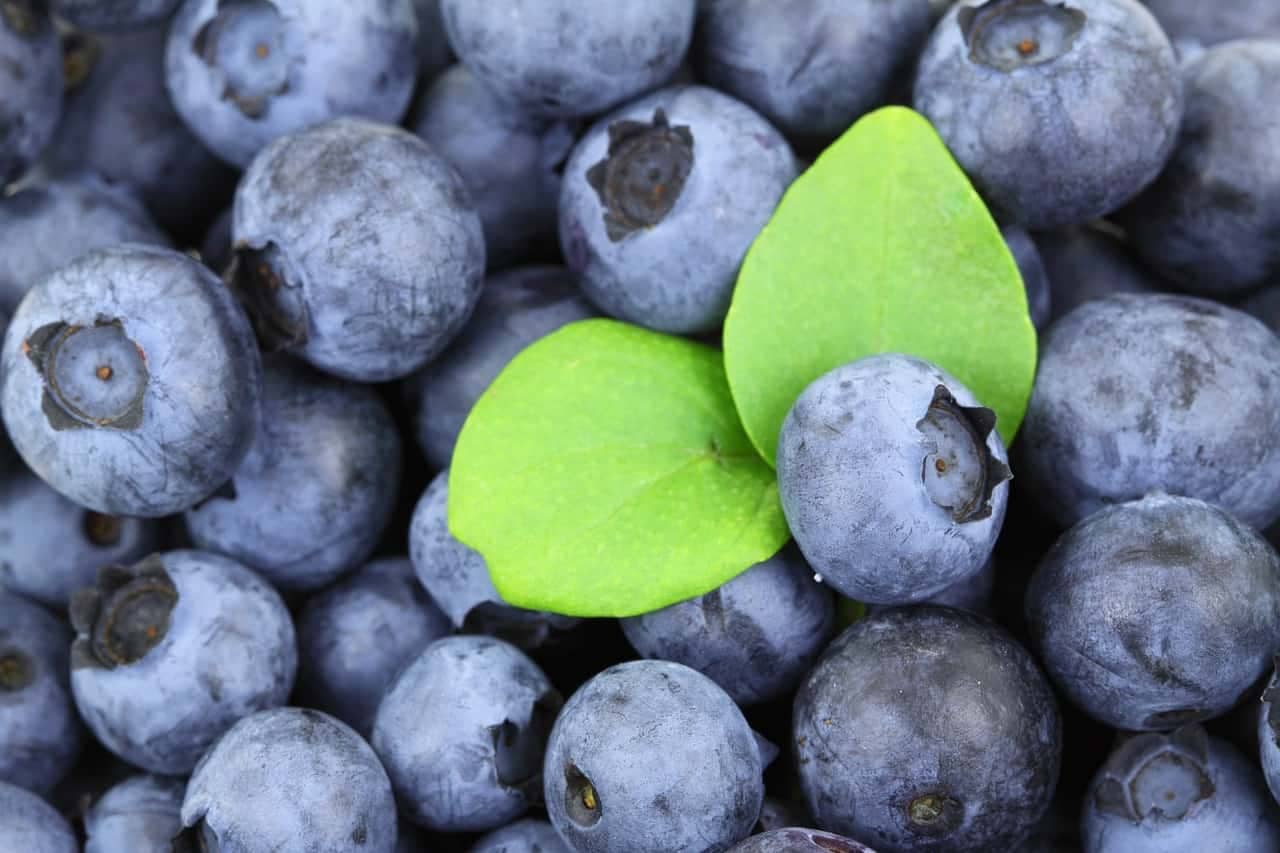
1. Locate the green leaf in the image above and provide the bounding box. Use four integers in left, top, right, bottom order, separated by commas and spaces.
447, 318, 790, 618
723, 105, 1037, 467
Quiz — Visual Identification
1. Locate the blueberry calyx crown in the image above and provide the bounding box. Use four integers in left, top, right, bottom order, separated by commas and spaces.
0, 649, 34, 692
906, 791, 964, 836
491, 690, 564, 799
193, 0, 291, 119
564, 762, 603, 827
916, 385, 1011, 523
0, 0, 44, 37
70, 555, 178, 671
1092, 725, 1215, 823
958, 0, 1086, 72
228, 242, 309, 351
586, 107, 695, 243
24, 318, 148, 432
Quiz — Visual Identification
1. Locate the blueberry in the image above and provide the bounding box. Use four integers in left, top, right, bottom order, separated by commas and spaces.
184, 356, 402, 592
371, 635, 563, 833
726, 828, 877, 853
794, 607, 1061, 852
619, 544, 834, 706
41, 28, 237, 241
777, 353, 1011, 605
0, 591, 82, 795
69, 550, 297, 773
411, 0, 451, 82
1030, 223, 1163, 323
295, 557, 452, 737
0, 781, 77, 853
409, 469, 581, 649
559, 85, 797, 334
0, 464, 160, 609
1082, 725, 1280, 852
176, 707, 398, 853
1018, 293, 1280, 529
409, 65, 576, 270
52, 0, 181, 31
402, 266, 595, 469
84, 774, 184, 853
0, 175, 171, 315
470, 818, 572, 853
1119, 39, 1280, 296
694, 0, 932, 149
1142, 0, 1280, 52
1003, 225, 1052, 330
230, 117, 486, 382
543, 659, 764, 853
440, 0, 695, 118
1025, 493, 1280, 731
0, 245, 262, 518
165, 0, 419, 168
0, 1, 62, 186
913, 0, 1182, 229
755, 798, 817, 835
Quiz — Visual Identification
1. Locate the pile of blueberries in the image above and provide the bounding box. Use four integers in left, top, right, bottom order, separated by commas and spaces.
2, 0, 1280, 851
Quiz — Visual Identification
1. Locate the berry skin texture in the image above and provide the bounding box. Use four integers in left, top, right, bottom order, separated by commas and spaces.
69, 551, 298, 774
559, 85, 797, 334
410, 66, 577, 271
165, 0, 419, 168
0, 176, 171, 316
793, 607, 1061, 853
409, 469, 580, 649
402, 265, 596, 469
0, 245, 262, 518
620, 545, 835, 706
0, 780, 77, 853
0, 1, 62, 186
295, 557, 452, 738
695, 0, 932, 148
1120, 39, 1280, 296
371, 635, 563, 833
913, 0, 1182, 229
777, 353, 1010, 606
1018, 293, 1280, 530
1082, 726, 1280, 852
1025, 493, 1280, 732
184, 356, 402, 592
440, 0, 695, 119
0, 464, 159, 609
543, 659, 764, 853
1142, 0, 1280, 51
231, 117, 486, 382
726, 828, 877, 853
0, 591, 82, 796
84, 774, 184, 853
1002, 225, 1052, 330
470, 818, 571, 853
177, 707, 398, 853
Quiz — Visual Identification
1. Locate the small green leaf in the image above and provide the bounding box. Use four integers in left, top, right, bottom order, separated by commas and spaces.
448, 318, 790, 618
723, 106, 1037, 467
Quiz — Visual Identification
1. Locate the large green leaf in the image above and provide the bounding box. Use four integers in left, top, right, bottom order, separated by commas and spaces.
448, 318, 790, 617
723, 106, 1037, 466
